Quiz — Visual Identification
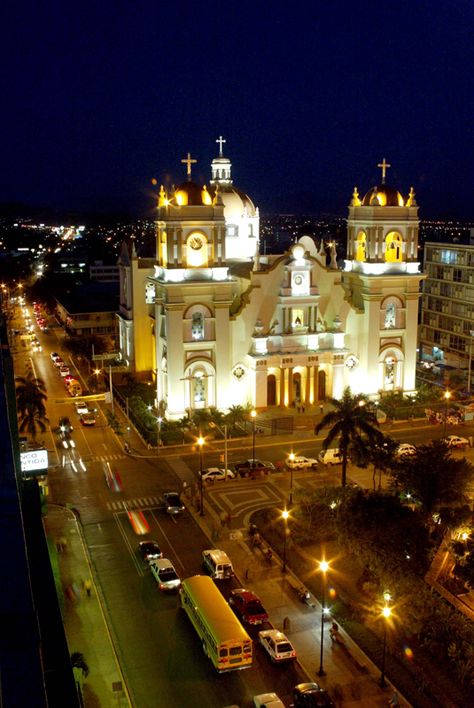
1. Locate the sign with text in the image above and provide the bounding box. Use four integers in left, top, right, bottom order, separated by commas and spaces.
20, 448, 48, 474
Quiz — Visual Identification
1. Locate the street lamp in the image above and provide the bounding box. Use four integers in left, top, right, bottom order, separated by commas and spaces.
380, 591, 392, 688
198, 436, 205, 516
250, 409, 257, 474
317, 559, 329, 677
281, 509, 289, 573
443, 390, 451, 437
468, 331, 474, 394
288, 452, 295, 505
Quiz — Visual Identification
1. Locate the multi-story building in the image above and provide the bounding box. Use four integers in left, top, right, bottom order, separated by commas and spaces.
117, 144, 425, 419
420, 239, 474, 374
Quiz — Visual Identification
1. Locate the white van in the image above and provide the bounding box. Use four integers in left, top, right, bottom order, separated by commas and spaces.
202, 549, 234, 580
317, 448, 344, 466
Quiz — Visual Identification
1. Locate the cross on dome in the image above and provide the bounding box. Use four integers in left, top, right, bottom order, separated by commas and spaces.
181, 152, 197, 180
216, 135, 226, 157
377, 158, 391, 184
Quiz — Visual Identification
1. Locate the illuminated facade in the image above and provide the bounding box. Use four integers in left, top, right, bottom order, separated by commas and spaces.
117, 149, 424, 419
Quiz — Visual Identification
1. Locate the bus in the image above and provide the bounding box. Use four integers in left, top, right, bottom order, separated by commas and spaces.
180, 575, 253, 672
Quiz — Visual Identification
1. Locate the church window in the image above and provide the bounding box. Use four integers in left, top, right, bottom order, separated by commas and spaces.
384, 356, 396, 385
145, 283, 155, 304
292, 309, 304, 328
249, 223, 254, 237
355, 231, 366, 261
227, 225, 238, 237
384, 302, 396, 329
384, 232, 403, 263
191, 312, 204, 340
193, 375, 205, 404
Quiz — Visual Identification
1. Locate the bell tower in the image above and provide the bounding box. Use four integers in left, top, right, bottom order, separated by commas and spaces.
343, 160, 425, 396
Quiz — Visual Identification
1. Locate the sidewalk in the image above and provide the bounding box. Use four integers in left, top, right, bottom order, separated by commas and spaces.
44, 505, 131, 708
188, 501, 412, 708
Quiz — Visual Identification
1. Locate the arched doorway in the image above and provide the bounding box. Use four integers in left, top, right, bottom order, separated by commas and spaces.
267, 374, 276, 406
318, 370, 326, 400
293, 372, 302, 403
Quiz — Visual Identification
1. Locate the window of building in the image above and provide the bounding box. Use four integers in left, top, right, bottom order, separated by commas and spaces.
453, 268, 463, 282
384, 302, 396, 329
191, 312, 204, 340
291, 308, 304, 328
227, 225, 238, 238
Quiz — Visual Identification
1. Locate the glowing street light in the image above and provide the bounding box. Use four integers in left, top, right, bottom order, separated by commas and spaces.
281, 509, 290, 573
198, 436, 205, 516
250, 409, 257, 474
317, 559, 330, 677
380, 591, 392, 688
443, 390, 451, 437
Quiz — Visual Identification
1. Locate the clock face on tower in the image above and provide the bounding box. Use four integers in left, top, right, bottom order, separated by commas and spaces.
189, 235, 204, 250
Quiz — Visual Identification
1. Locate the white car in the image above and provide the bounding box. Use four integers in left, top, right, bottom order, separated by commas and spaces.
258, 629, 296, 662
395, 443, 416, 458
201, 467, 235, 481
287, 455, 318, 470
444, 435, 469, 449
74, 400, 89, 415
150, 559, 181, 591
253, 693, 285, 708
318, 448, 344, 465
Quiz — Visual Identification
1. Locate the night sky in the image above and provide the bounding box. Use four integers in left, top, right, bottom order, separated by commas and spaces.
3, 1, 474, 219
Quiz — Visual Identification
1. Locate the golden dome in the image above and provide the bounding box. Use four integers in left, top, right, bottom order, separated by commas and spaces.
362, 185, 404, 207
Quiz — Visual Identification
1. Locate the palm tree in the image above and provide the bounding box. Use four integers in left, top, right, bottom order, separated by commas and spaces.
225, 405, 247, 432
70, 651, 89, 677
15, 372, 49, 441
315, 387, 381, 487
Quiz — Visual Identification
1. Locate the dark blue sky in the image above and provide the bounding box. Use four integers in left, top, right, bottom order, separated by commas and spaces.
2, 1, 474, 219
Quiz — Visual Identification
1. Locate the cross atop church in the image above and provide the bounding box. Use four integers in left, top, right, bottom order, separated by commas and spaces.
181, 152, 197, 180
377, 158, 391, 184
216, 135, 226, 157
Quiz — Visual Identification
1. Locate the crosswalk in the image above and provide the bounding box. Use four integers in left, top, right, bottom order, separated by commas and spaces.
106, 496, 161, 512
91, 454, 127, 463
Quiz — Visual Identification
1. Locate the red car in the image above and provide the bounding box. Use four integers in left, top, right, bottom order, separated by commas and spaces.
228, 588, 269, 625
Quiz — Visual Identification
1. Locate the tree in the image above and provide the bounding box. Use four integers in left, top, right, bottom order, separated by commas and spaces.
389, 440, 473, 517
15, 372, 49, 440
225, 405, 247, 432
315, 387, 381, 487
351, 434, 399, 491
70, 651, 89, 677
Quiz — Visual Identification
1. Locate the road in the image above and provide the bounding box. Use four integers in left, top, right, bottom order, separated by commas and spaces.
13, 300, 474, 706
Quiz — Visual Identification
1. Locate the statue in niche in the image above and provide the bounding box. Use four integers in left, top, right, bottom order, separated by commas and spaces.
385, 302, 396, 329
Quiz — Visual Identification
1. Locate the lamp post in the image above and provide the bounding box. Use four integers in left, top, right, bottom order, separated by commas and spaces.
281, 509, 289, 573
250, 409, 257, 474
468, 331, 474, 394
109, 364, 114, 414
288, 452, 295, 505
380, 591, 392, 688
443, 390, 451, 437
198, 436, 205, 516
317, 559, 329, 677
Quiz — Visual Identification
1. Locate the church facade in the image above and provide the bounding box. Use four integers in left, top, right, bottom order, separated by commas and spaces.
117, 145, 424, 420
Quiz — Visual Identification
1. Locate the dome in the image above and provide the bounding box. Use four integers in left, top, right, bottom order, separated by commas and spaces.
210, 184, 257, 217
174, 181, 213, 206
362, 185, 404, 207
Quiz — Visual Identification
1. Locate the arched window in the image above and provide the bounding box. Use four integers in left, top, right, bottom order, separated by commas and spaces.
385, 302, 396, 329
385, 232, 403, 263
355, 231, 366, 262
192, 312, 204, 340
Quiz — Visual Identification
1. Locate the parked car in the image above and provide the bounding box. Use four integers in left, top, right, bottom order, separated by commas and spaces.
444, 435, 469, 449
253, 693, 285, 708
228, 588, 269, 625
286, 455, 318, 470
291, 682, 335, 707
138, 540, 162, 562
59, 365, 70, 377
201, 467, 235, 482
162, 492, 185, 515
259, 629, 296, 662
395, 443, 416, 458
50, 352, 61, 362
317, 449, 345, 465
80, 412, 96, 426
149, 558, 181, 591
234, 459, 275, 477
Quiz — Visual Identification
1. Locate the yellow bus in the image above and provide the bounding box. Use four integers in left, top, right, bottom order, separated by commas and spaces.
180, 575, 253, 672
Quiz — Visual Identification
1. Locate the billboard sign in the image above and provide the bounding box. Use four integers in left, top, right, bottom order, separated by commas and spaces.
20, 448, 48, 474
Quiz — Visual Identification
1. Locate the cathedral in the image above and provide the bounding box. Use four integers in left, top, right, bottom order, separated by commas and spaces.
117, 144, 424, 420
